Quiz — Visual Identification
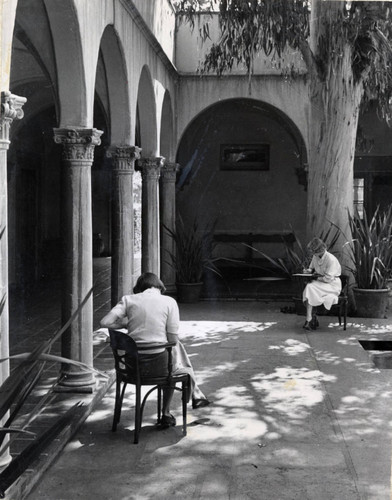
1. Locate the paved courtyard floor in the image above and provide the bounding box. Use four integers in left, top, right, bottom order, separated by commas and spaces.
26, 300, 392, 500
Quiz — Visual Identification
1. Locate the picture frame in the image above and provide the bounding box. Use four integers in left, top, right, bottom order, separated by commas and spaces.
220, 143, 270, 171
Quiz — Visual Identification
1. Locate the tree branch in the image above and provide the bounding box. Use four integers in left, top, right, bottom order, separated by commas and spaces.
298, 39, 317, 79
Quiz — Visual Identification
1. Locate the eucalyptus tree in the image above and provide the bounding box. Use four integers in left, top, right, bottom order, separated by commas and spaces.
176, 0, 392, 244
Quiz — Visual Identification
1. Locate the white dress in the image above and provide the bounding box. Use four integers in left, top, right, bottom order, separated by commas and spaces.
303, 251, 342, 310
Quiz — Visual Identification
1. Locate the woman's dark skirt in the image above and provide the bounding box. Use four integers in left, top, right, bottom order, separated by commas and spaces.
137, 350, 169, 378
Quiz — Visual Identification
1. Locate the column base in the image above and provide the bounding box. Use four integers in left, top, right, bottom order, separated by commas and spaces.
55, 370, 96, 394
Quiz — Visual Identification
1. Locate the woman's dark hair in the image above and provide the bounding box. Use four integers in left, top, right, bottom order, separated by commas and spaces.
133, 272, 166, 294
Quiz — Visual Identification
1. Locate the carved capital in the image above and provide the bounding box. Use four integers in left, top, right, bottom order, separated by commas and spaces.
136, 156, 164, 181
0, 91, 27, 148
107, 145, 141, 173
54, 127, 103, 162
161, 162, 179, 184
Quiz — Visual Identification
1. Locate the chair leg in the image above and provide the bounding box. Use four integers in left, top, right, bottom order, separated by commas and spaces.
157, 386, 162, 424
134, 384, 141, 444
338, 304, 342, 326
112, 380, 126, 432
182, 380, 188, 437
344, 302, 347, 331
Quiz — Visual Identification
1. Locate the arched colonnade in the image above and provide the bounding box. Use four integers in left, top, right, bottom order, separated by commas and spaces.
0, 0, 180, 392
1, 0, 311, 396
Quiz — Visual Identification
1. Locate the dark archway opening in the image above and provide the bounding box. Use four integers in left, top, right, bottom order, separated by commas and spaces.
176, 98, 308, 299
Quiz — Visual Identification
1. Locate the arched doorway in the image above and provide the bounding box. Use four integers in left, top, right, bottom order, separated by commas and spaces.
176, 98, 308, 297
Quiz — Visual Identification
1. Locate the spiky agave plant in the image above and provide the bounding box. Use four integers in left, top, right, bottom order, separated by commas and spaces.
344, 206, 392, 289
164, 215, 220, 283
0, 288, 108, 497
243, 224, 341, 280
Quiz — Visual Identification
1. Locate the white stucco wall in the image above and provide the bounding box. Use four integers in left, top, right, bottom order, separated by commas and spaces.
176, 75, 310, 153
175, 13, 307, 76
128, 0, 176, 65
1, 0, 19, 91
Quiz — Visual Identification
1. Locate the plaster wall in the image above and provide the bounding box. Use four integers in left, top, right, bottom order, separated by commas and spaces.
129, 0, 176, 64
111, 0, 178, 146
10, 39, 45, 88
176, 75, 310, 152
0, 0, 18, 90
15, 0, 57, 90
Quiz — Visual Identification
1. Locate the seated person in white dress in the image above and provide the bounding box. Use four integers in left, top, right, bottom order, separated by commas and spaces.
302, 238, 342, 331
100, 272, 210, 429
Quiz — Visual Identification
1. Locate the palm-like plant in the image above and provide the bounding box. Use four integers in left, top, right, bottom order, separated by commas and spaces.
244, 224, 341, 280
344, 207, 392, 290
164, 216, 220, 283
0, 287, 107, 497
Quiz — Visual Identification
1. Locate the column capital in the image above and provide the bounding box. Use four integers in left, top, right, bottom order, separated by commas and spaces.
53, 127, 103, 161
161, 162, 180, 183
0, 91, 27, 149
106, 145, 141, 173
136, 156, 164, 181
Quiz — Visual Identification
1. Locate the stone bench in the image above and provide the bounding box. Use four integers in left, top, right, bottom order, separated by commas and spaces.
212, 231, 295, 278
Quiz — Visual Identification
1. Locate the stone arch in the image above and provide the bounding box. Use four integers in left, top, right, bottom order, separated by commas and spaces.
11, 0, 59, 126
177, 98, 307, 189
176, 97, 308, 248
8, 0, 62, 289
160, 90, 174, 160
136, 65, 157, 157
43, 0, 87, 126
99, 25, 131, 144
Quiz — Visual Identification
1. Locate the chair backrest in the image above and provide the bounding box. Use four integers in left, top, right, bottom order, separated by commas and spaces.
109, 329, 137, 355
109, 329, 140, 382
340, 274, 349, 296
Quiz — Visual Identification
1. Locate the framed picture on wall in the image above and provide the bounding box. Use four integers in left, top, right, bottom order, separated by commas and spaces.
220, 144, 270, 171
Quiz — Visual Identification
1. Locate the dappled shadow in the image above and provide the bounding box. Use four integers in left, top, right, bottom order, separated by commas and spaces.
179, 320, 277, 346
28, 310, 392, 500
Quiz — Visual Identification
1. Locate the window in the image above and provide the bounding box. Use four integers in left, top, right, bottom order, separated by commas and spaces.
354, 177, 364, 219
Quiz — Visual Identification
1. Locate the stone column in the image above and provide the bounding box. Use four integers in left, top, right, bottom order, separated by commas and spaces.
0, 91, 26, 465
54, 127, 102, 393
107, 145, 141, 306
137, 157, 163, 275
160, 162, 179, 293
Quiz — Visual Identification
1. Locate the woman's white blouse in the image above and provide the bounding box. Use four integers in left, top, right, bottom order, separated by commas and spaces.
310, 251, 341, 283
110, 288, 179, 347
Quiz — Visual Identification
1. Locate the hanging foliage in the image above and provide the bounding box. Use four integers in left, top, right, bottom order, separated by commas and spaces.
175, 0, 392, 120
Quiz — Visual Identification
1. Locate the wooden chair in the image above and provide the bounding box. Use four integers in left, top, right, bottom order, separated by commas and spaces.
336, 275, 348, 330
109, 329, 189, 444
308, 275, 348, 330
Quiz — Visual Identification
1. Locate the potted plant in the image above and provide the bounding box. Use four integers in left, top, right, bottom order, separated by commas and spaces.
343, 207, 392, 318
164, 216, 220, 303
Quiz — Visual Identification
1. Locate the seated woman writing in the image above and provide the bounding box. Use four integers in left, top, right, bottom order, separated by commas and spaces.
100, 272, 210, 429
302, 238, 342, 331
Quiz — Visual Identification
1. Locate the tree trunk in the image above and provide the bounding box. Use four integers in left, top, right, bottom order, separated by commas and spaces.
307, 46, 363, 259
